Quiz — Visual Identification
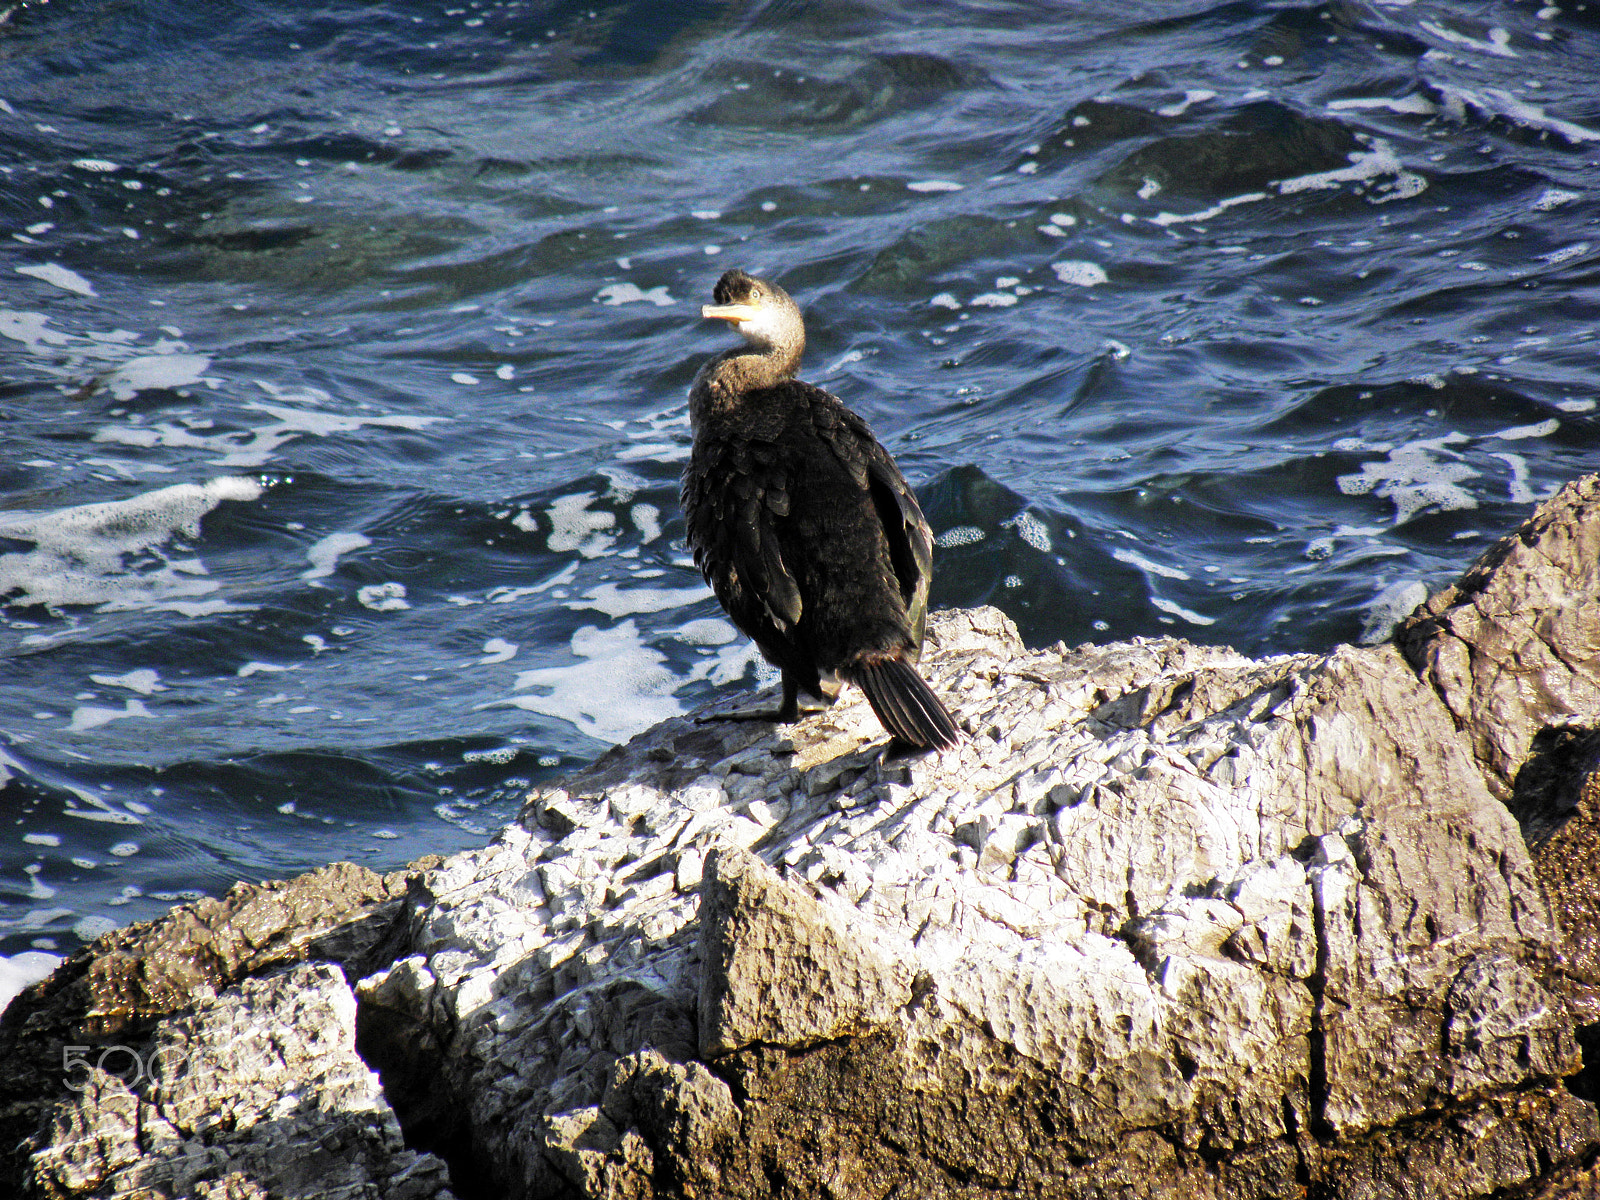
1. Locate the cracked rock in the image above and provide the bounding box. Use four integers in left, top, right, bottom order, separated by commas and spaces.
16, 478, 1600, 1199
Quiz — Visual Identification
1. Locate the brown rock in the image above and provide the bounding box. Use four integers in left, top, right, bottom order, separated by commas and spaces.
1398, 474, 1600, 803
1, 861, 425, 1198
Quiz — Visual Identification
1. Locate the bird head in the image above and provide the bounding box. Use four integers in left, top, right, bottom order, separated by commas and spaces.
702, 270, 802, 352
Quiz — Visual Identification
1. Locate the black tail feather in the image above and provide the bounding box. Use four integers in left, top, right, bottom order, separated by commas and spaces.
850, 657, 962, 750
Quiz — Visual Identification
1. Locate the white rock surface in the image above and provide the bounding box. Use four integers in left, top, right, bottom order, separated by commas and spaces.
29, 962, 455, 1199
357, 601, 1583, 1197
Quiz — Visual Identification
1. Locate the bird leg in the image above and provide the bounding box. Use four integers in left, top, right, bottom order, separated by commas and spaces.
694, 673, 829, 726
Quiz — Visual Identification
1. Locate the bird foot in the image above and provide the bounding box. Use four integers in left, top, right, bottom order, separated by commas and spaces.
693, 707, 791, 726
694, 687, 834, 726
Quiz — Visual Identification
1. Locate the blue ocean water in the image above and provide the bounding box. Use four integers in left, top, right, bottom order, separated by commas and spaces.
1, 0, 1597, 985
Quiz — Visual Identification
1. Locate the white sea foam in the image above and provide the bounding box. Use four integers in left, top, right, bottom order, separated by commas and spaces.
1419, 20, 1516, 58
1004, 511, 1053, 552
488, 619, 684, 743
1150, 192, 1268, 227
0, 310, 70, 354
616, 440, 689, 463
1487, 452, 1551, 505
1537, 242, 1589, 266
62, 796, 143, 825
0, 951, 63, 1014
0, 477, 261, 613
547, 493, 618, 559
1437, 85, 1600, 144
935, 525, 985, 547
90, 669, 165, 695
103, 353, 213, 400
1335, 433, 1477, 524
72, 915, 118, 942
1157, 89, 1215, 118
248, 401, 438, 439
1359, 579, 1430, 644
1490, 418, 1558, 440
1151, 596, 1215, 626
1326, 94, 1437, 116
631, 503, 661, 543
599, 465, 647, 502
237, 661, 291, 677
595, 283, 675, 306
94, 396, 441, 469
675, 617, 737, 646
1276, 140, 1426, 202
1534, 188, 1581, 211
1051, 260, 1108, 286
907, 180, 963, 192
16, 262, 97, 297
569, 582, 706, 618
67, 698, 153, 733
969, 292, 1018, 307
303, 532, 371, 580
684, 637, 767, 688
358, 582, 410, 611
1113, 548, 1191, 580
479, 638, 518, 664
489, 563, 578, 606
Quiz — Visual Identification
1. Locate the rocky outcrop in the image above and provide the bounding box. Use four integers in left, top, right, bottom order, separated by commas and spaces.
29, 963, 453, 1200
1398, 474, 1600, 805
0, 862, 450, 1199
10, 476, 1600, 1199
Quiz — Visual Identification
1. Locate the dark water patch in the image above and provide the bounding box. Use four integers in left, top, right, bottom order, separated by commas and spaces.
694, 50, 978, 132
857, 214, 1033, 295
1036, 100, 1168, 167
922, 465, 1148, 649
1107, 105, 1364, 201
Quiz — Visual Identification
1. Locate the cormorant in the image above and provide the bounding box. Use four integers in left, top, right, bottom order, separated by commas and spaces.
681, 269, 961, 751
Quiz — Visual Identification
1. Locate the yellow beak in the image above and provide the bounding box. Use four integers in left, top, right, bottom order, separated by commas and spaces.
702, 303, 759, 323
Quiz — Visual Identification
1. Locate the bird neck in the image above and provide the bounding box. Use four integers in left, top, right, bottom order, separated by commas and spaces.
690, 341, 802, 423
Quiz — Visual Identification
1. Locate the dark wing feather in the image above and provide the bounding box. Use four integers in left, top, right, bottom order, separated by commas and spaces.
867, 453, 932, 603
682, 438, 803, 654
831, 407, 934, 644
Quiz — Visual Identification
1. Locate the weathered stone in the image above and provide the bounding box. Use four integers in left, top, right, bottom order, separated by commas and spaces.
18, 476, 1600, 1200
25, 962, 455, 1199
539, 1107, 653, 1200
698, 845, 915, 1056
1525, 733, 1600, 1019
1, 861, 422, 1197
1399, 473, 1600, 802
